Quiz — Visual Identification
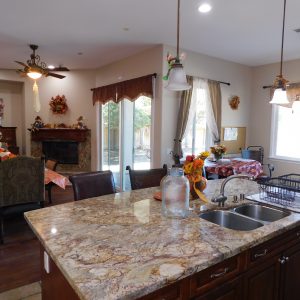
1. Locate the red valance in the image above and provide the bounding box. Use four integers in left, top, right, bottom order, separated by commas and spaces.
92, 74, 155, 105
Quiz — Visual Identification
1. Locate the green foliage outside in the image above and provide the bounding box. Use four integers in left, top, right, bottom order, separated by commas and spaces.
102, 99, 151, 130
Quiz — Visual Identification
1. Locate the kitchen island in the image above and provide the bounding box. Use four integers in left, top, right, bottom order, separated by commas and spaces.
25, 179, 300, 300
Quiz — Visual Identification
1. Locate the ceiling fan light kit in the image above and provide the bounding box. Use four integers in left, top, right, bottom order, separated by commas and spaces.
269, 0, 289, 105
166, 0, 191, 91
15, 44, 67, 80
15, 44, 69, 113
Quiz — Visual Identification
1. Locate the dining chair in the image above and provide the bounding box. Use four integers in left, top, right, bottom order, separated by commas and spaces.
241, 146, 274, 180
69, 170, 116, 201
45, 159, 58, 204
126, 164, 168, 190
0, 156, 45, 244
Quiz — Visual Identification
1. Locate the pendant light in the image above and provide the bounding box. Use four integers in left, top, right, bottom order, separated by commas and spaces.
269, 0, 289, 105
166, 0, 191, 91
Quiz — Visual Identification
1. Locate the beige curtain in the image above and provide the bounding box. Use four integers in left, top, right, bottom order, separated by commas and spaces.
208, 80, 221, 143
92, 74, 154, 105
172, 76, 193, 162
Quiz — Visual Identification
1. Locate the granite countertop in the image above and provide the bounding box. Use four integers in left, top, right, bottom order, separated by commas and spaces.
25, 179, 300, 300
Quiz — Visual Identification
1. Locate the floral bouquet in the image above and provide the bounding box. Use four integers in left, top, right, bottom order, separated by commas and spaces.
183, 151, 210, 202
210, 145, 227, 160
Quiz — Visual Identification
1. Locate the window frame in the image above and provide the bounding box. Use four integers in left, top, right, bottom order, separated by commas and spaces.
270, 104, 300, 162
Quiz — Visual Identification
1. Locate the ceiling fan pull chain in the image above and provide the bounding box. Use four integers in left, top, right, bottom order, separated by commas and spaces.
33, 81, 41, 113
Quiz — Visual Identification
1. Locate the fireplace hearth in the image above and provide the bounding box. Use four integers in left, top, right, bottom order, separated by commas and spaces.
30, 128, 91, 172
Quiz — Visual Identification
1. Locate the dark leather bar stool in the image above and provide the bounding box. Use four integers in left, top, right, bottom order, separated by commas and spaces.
126, 164, 168, 190
69, 171, 116, 201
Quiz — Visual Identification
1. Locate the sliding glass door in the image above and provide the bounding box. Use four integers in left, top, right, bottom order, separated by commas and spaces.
100, 96, 152, 190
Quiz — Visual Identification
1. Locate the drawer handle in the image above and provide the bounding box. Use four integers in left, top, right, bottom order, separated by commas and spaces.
254, 249, 268, 259
210, 267, 229, 279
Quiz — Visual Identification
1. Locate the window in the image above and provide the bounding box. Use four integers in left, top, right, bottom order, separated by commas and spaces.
181, 78, 219, 157
271, 105, 300, 161
101, 96, 152, 190
182, 88, 207, 156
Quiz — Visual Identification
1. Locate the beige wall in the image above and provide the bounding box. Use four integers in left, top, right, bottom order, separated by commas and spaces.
250, 59, 300, 176
162, 45, 253, 165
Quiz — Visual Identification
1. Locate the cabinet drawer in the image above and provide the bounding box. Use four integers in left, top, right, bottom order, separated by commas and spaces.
139, 279, 188, 300
190, 254, 244, 297
248, 226, 300, 267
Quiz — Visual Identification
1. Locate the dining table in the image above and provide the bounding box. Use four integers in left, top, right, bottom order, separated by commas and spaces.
44, 168, 70, 189
205, 157, 263, 178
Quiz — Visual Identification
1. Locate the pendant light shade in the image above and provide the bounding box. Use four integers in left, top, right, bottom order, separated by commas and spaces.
166, 0, 191, 91
165, 62, 190, 91
270, 0, 289, 105
269, 88, 289, 104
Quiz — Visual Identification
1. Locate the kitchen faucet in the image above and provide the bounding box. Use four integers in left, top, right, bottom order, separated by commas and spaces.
211, 174, 254, 207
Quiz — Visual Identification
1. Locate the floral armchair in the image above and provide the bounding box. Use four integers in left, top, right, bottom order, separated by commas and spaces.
0, 156, 45, 244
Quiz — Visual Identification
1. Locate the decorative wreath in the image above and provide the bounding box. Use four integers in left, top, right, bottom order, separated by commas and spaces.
229, 96, 240, 110
49, 95, 68, 114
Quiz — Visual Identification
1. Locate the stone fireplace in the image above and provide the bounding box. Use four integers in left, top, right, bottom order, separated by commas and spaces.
30, 128, 91, 172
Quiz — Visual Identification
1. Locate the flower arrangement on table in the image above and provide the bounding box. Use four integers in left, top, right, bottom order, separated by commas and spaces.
183, 151, 210, 202
210, 145, 227, 161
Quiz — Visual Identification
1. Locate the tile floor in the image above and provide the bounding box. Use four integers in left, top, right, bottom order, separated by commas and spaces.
0, 282, 41, 300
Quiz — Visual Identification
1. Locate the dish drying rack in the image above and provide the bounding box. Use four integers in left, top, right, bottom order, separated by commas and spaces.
259, 174, 300, 208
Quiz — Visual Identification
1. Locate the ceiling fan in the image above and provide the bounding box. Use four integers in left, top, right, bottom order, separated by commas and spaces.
15, 44, 69, 80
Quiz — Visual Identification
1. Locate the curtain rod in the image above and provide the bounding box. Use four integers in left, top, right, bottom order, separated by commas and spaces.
218, 81, 231, 86
90, 73, 157, 91
188, 75, 230, 86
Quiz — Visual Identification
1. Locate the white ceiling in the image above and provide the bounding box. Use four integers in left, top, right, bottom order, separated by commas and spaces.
1, 0, 300, 70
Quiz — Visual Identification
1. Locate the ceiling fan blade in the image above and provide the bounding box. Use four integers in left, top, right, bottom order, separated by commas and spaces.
16, 69, 27, 77
46, 72, 65, 79
50, 66, 70, 72
15, 60, 28, 68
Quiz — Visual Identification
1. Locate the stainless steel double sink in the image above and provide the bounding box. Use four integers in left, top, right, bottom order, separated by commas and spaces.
199, 203, 291, 231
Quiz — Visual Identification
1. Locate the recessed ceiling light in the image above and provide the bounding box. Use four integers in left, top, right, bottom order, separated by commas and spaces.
198, 3, 212, 13
47, 65, 55, 69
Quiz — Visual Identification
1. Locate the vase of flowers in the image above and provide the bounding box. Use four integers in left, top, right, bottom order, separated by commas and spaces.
183, 151, 210, 201
210, 145, 227, 161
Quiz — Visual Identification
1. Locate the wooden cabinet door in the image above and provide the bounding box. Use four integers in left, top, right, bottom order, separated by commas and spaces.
280, 243, 300, 300
194, 277, 242, 300
243, 254, 280, 300
40, 246, 80, 300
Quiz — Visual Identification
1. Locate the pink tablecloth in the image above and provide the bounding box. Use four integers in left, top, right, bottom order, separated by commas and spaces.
45, 168, 70, 189
205, 158, 263, 178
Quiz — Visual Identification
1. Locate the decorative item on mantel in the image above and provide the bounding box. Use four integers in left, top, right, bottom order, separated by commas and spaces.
31, 116, 44, 132
49, 95, 68, 114
183, 152, 209, 202
210, 144, 227, 161
75, 116, 87, 129
229, 95, 240, 110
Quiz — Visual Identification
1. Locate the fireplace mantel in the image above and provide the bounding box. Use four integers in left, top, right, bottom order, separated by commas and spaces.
29, 128, 89, 142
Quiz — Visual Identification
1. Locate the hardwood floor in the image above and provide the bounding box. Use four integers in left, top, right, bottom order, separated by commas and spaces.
0, 185, 74, 293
